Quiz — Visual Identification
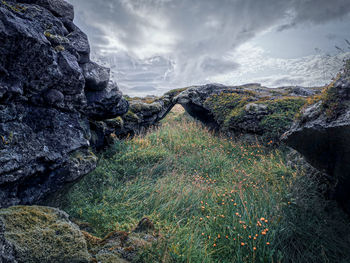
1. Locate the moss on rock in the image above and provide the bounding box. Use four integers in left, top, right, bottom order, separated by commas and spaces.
0, 206, 91, 263
300, 59, 350, 121
163, 87, 187, 97
124, 110, 140, 122
204, 91, 252, 125
258, 97, 306, 140
203, 90, 306, 142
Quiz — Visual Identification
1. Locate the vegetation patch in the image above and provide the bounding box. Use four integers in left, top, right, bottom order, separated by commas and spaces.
258, 97, 306, 140
124, 110, 139, 122
0, 206, 90, 263
59, 107, 350, 263
204, 91, 306, 141
1, 1, 27, 12
300, 59, 350, 121
163, 87, 188, 98
204, 91, 253, 125
124, 95, 158, 105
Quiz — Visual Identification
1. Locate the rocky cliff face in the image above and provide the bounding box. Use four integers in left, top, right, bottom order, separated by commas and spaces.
0, 0, 128, 208
283, 61, 350, 212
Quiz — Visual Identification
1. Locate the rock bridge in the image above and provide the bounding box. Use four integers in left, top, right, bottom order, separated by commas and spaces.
101, 83, 321, 141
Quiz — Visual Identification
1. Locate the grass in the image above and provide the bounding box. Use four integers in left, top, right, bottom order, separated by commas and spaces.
60, 105, 350, 263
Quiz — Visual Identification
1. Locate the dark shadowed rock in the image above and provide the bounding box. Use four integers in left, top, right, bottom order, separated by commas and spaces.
0, 0, 128, 207
67, 24, 90, 63
0, 105, 98, 207
82, 61, 110, 91
0, 218, 16, 263
85, 81, 128, 120
108, 91, 181, 138
18, 0, 75, 21
282, 62, 350, 212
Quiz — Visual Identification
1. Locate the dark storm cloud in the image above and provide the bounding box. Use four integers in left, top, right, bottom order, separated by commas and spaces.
67, 0, 350, 94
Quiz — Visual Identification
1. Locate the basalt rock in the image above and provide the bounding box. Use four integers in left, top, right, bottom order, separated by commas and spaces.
0, 0, 128, 207
18, 0, 75, 21
107, 91, 180, 138
282, 61, 350, 212
85, 81, 129, 121
175, 83, 322, 142
106, 83, 322, 142
82, 61, 110, 91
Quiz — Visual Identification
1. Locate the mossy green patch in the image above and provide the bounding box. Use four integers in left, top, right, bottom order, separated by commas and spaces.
0, 206, 90, 263
300, 59, 350, 121
319, 78, 347, 120
124, 95, 158, 104
204, 91, 306, 141
163, 87, 188, 98
259, 97, 306, 140
105, 116, 124, 129
203, 91, 252, 125
124, 110, 139, 122
59, 108, 350, 262
129, 102, 162, 114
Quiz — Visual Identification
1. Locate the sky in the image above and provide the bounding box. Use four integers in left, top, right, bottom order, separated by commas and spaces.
67, 0, 350, 96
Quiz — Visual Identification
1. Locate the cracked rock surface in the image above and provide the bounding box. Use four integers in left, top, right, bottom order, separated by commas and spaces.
0, 0, 128, 208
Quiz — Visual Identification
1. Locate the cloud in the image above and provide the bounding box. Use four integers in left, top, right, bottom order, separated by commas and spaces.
213, 43, 350, 88
67, 0, 350, 95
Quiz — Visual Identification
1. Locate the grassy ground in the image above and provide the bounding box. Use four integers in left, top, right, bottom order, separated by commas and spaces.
60, 105, 350, 263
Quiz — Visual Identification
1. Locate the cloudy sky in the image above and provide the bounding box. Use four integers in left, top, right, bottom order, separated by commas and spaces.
67, 0, 350, 96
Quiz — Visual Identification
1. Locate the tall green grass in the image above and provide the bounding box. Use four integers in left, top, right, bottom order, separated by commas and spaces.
60, 106, 350, 263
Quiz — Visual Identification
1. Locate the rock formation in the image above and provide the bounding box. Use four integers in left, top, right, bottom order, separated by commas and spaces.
93, 89, 185, 142
0, 206, 91, 263
102, 84, 321, 143
0, 205, 157, 262
175, 83, 322, 142
283, 60, 350, 212
0, 0, 128, 208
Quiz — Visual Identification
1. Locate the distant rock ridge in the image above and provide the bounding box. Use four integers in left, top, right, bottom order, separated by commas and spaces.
0, 0, 128, 208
